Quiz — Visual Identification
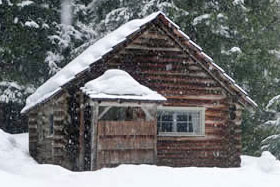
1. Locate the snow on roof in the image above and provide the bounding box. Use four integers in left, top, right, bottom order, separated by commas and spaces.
234, 83, 248, 95
223, 73, 236, 83
21, 11, 257, 113
211, 62, 225, 73
81, 69, 166, 102
21, 11, 163, 113
201, 52, 213, 62
189, 40, 202, 51
246, 96, 258, 108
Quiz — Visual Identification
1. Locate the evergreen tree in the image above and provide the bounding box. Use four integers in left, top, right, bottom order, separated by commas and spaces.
258, 95, 280, 159
1, 0, 280, 155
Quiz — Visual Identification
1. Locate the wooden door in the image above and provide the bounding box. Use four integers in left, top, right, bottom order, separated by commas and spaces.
96, 121, 157, 169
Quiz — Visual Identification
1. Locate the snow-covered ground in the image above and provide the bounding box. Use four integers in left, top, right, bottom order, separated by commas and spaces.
0, 129, 280, 187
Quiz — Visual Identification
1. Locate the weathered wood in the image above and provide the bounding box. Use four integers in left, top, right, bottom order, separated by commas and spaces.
98, 150, 155, 165
28, 110, 38, 158
98, 136, 155, 150
98, 121, 156, 136
78, 93, 85, 171
96, 118, 157, 169
90, 101, 99, 170
27, 15, 247, 170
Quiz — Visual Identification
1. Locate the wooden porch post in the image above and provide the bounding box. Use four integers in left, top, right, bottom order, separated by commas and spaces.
78, 93, 85, 171
90, 100, 99, 170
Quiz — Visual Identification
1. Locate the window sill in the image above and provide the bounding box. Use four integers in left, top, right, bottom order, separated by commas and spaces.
158, 132, 205, 137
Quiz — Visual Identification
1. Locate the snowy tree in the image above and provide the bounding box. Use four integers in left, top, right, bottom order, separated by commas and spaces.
1, 0, 280, 154
260, 95, 280, 159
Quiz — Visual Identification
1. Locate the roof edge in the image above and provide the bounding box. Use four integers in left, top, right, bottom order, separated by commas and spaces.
155, 13, 257, 108
22, 11, 257, 114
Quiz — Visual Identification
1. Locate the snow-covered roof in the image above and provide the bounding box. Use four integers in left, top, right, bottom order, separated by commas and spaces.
21, 11, 257, 113
81, 69, 166, 102
21, 12, 162, 113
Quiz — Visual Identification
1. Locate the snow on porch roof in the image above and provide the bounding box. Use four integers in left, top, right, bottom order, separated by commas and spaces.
80, 69, 166, 102
21, 12, 162, 113
21, 11, 257, 114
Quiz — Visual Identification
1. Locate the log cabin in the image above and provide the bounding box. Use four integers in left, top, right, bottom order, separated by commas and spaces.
21, 11, 257, 171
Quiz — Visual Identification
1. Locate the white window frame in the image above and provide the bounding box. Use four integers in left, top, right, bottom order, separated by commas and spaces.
157, 106, 205, 136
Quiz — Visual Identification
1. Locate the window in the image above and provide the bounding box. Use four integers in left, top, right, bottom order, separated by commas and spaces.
157, 107, 205, 136
49, 114, 54, 135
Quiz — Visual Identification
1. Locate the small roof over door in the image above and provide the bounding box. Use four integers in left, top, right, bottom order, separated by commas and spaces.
81, 69, 166, 102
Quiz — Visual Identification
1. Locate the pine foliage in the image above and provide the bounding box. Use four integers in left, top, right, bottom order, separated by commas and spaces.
1, 0, 280, 156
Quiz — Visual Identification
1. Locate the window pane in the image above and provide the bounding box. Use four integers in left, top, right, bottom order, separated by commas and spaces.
177, 113, 189, 121
161, 122, 173, 132
177, 122, 193, 132
161, 112, 173, 121
49, 114, 54, 135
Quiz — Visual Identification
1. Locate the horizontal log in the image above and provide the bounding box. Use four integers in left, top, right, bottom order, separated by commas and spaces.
53, 138, 67, 145
138, 32, 170, 40
157, 89, 223, 96
119, 50, 187, 58
205, 120, 227, 126
205, 115, 227, 122
113, 54, 192, 65
157, 135, 224, 142
28, 120, 37, 124
28, 118, 37, 122
157, 146, 226, 152
29, 125, 37, 129
140, 72, 215, 82
133, 39, 175, 48
52, 144, 65, 148
166, 95, 227, 100
141, 69, 210, 78
140, 75, 217, 85
206, 110, 229, 116
144, 81, 221, 90
164, 98, 229, 106
52, 135, 64, 140
116, 53, 188, 61
157, 141, 226, 148
205, 127, 225, 135
163, 102, 229, 110
188, 64, 203, 71
126, 44, 182, 52
53, 126, 64, 131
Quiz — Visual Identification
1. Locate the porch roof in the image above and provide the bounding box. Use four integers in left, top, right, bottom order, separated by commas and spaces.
81, 69, 166, 102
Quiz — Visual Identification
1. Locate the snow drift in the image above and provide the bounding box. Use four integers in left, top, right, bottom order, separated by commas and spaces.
0, 129, 279, 187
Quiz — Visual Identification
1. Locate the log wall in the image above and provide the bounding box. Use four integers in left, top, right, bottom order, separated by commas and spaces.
28, 101, 54, 163
28, 92, 75, 169
103, 23, 242, 167
27, 19, 244, 170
